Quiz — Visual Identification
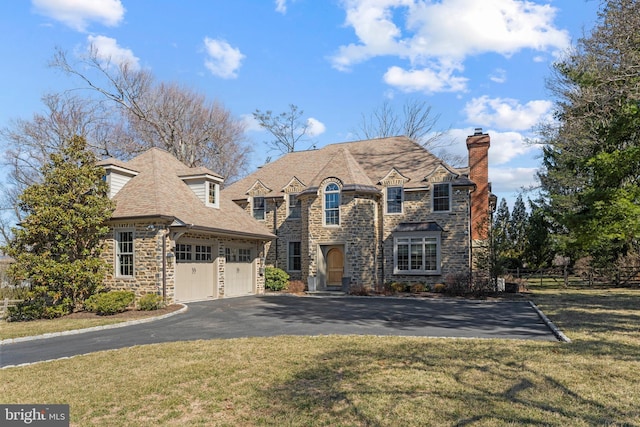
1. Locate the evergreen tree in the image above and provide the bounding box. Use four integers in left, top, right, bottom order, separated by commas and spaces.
3, 136, 115, 314
492, 198, 511, 259
537, 0, 640, 266
509, 195, 528, 260
523, 199, 553, 269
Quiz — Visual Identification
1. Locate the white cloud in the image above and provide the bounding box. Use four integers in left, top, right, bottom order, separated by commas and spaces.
383, 64, 468, 94
464, 96, 553, 131
405, 0, 570, 60
241, 114, 263, 133
445, 128, 537, 165
489, 166, 538, 195
275, 0, 287, 14
489, 68, 507, 83
203, 37, 245, 79
87, 35, 139, 70
306, 118, 326, 137
32, 0, 124, 32
331, 0, 570, 93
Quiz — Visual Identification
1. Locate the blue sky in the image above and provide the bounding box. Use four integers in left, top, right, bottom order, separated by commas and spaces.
0, 0, 602, 207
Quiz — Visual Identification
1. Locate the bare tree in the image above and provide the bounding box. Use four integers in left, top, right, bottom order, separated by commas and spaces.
355, 99, 460, 164
0, 46, 251, 244
50, 46, 250, 179
253, 104, 311, 154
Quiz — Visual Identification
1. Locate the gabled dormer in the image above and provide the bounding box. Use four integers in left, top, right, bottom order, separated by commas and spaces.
246, 179, 272, 197
379, 167, 411, 187
281, 176, 306, 194
424, 163, 459, 184
100, 162, 139, 199
180, 172, 224, 209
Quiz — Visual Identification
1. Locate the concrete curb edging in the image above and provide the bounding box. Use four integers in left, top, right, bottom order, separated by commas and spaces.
0, 304, 188, 346
529, 301, 571, 343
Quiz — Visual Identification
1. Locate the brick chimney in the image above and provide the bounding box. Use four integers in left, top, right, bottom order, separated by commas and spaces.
467, 128, 490, 241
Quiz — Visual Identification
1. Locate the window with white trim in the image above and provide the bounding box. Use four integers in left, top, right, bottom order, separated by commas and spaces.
394, 234, 441, 274
176, 244, 192, 261
238, 248, 252, 262
225, 247, 252, 263
195, 245, 212, 261
288, 194, 301, 219
288, 241, 301, 271
116, 230, 134, 277
386, 186, 403, 214
324, 183, 340, 226
253, 196, 265, 220
206, 182, 219, 207
432, 183, 451, 212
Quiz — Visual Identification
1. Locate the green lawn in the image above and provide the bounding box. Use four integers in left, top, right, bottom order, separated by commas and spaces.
1, 286, 639, 426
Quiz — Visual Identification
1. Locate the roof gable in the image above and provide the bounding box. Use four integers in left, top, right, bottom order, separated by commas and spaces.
424, 164, 460, 183
379, 168, 411, 186
246, 179, 272, 197
282, 176, 306, 193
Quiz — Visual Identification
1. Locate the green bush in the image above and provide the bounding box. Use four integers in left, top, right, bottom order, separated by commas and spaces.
84, 290, 135, 315
6, 286, 73, 322
137, 293, 164, 311
265, 267, 289, 291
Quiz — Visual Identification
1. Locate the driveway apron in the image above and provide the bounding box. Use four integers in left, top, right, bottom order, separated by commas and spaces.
1, 295, 559, 368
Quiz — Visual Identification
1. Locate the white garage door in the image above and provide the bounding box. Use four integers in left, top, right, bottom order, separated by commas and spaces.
175, 242, 216, 302
224, 246, 254, 297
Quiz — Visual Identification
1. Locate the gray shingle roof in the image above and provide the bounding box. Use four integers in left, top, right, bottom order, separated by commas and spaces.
224, 136, 472, 201
99, 148, 275, 240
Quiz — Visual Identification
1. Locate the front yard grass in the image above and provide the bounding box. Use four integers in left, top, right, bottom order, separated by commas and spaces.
1, 285, 639, 426
0, 305, 183, 340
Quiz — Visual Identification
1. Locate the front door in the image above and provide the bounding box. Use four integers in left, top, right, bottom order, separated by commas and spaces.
326, 247, 344, 286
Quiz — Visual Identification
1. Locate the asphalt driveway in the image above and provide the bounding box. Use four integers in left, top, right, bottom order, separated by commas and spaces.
1, 295, 560, 368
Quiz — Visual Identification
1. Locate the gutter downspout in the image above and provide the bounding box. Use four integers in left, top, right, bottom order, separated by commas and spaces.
162, 227, 168, 303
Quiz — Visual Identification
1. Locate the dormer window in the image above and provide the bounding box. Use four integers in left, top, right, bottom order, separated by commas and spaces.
206, 181, 219, 207
324, 183, 340, 226
253, 197, 265, 220
386, 186, 403, 214
433, 183, 451, 212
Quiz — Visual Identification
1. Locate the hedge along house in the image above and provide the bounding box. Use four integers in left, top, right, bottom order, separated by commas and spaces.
222, 131, 492, 291
97, 148, 275, 303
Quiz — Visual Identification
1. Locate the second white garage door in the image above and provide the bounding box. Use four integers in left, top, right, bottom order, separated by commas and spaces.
224, 246, 254, 297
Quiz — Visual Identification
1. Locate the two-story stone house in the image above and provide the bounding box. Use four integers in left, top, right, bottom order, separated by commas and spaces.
223, 130, 492, 291
97, 148, 275, 303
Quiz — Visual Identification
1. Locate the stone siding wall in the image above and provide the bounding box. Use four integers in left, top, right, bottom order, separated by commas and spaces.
102, 222, 171, 300
235, 184, 471, 290
382, 188, 471, 286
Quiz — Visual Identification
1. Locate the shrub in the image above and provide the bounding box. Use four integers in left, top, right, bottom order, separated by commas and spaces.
265, 267, 289, 291
287, 280, 305, 294
410, 283, 426, 293
444, 274, 472, 296
137, 293, 164, 311
349, 284, 371, 296
6, 286, 73, 322
433, 283, 446, 293
85, 290, 135, 315
390, 282, 407, 293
